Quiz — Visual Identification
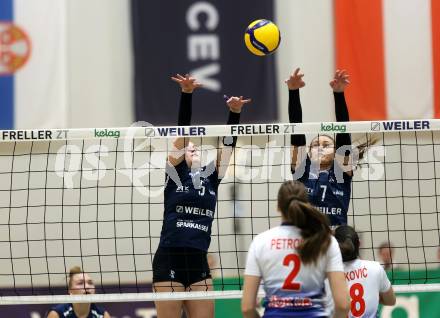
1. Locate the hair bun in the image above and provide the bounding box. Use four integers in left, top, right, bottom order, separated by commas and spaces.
287, 195, 306, 204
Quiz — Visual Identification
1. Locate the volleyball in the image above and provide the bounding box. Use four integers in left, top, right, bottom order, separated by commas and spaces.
244, 19, 281, 56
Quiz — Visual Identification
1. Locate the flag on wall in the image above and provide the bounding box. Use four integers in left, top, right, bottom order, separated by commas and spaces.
334, 0, 440, 120
0, 0, 67, 129
132, 0, 278, 125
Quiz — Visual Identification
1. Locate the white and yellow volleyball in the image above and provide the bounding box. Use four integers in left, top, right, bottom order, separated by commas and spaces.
244, 19, 281, 56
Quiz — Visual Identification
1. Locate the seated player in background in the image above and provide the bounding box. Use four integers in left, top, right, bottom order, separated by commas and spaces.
152, 74, 250, 318
287, 68, 372, 228
377, 242, 395, 271
46, 266, 110, 318
241, 180, 350, 318
335, 226, 396, 317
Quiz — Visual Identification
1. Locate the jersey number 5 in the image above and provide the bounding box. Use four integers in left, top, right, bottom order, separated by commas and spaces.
281, 254, 301, 291
349, 283, 366, 317
198, 180, 205, 196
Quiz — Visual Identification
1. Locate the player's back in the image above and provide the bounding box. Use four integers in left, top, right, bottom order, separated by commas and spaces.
344, 259, 391, 318
245, 224, 342, 317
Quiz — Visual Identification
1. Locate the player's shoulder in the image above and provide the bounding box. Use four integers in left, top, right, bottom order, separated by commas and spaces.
349, 259, 385, 275
360, 259, 383, 269
252, 227, 276, 243
252, 226, 289, 242
166, 160, 188, 176
328, 235, 340, 251
90, 303, 107, 315
49, 303, 72, 315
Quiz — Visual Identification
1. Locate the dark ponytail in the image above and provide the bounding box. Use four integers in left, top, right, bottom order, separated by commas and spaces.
354, 135, 380, 163
278, 181, 331, 265
334, 225, 360, 262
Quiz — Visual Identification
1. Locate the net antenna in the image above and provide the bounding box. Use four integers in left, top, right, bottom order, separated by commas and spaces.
1, 120, 440, 305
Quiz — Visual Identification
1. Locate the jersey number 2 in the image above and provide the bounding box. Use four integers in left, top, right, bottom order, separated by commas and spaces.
281, 254, 301, 291
349, 283, 366, 317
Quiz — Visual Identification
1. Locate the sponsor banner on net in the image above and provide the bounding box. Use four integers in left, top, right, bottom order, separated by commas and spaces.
230, 124, 295, 135
1, 119, 440, 142
370, 120, 431, 132
94, 128, 120, 138
1, 129, 68, 141
320, 123, 346, 133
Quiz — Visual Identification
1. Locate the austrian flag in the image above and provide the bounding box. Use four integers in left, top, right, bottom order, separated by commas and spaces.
335, 0, 440, 120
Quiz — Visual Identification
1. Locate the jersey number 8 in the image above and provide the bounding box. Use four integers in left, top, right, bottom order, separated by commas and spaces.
349, 283, 366, 317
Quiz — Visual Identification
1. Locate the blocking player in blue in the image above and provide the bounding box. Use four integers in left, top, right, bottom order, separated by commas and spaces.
286, 68, 365, 227
152, 74, 250, 318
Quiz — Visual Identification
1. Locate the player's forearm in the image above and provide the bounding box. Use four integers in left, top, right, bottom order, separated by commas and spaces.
288, 89, 306, 146
334, 92, 349, 122
332, 297, 350, 318
173, 92, 193, 155
217, 110, 241, 175
178, 92, 192, 126
242, 308, 261, 318
334, 91, 351, 150
333, 309, 349, 318
222, 110, 240, 147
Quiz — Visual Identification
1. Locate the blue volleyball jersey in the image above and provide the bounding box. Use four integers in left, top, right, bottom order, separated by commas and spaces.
48, 303, 106, 318
159, 160, 220, 251
293, 156, 351, 226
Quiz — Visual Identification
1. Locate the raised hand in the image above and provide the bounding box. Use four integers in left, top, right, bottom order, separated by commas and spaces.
225, 95, 252, 113
330, 69, 350, 92
171, 73, 202, 93
285, 68, 305, 90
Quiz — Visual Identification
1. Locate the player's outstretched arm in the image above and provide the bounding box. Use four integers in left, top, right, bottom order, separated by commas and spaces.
169, 74, 202, 166
241, 275, 261, 318
327, 271, 350, 318
286, 68, 307, 172
331, 69, 353, 176
217, 95, 251, 178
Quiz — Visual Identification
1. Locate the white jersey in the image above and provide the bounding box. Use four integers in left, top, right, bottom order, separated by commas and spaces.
344, 259, 391, 318
245, 225, 343, 317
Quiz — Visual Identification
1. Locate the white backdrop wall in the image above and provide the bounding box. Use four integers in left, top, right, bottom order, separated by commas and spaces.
275, 0, 336, 123
66, 0, 133, 129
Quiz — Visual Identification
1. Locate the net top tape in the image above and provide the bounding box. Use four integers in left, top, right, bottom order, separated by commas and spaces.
0, 119, 437, 142
1, 284, 440, 304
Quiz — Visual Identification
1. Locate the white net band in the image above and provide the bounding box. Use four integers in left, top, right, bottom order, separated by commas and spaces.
2, 283, 440, 305
0, 119, 438, 141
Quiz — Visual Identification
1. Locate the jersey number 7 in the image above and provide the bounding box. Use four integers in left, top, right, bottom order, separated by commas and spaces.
281, 254, 301, 291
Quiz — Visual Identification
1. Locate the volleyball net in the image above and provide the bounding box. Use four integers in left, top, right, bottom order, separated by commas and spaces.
0, 120, 440, 304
